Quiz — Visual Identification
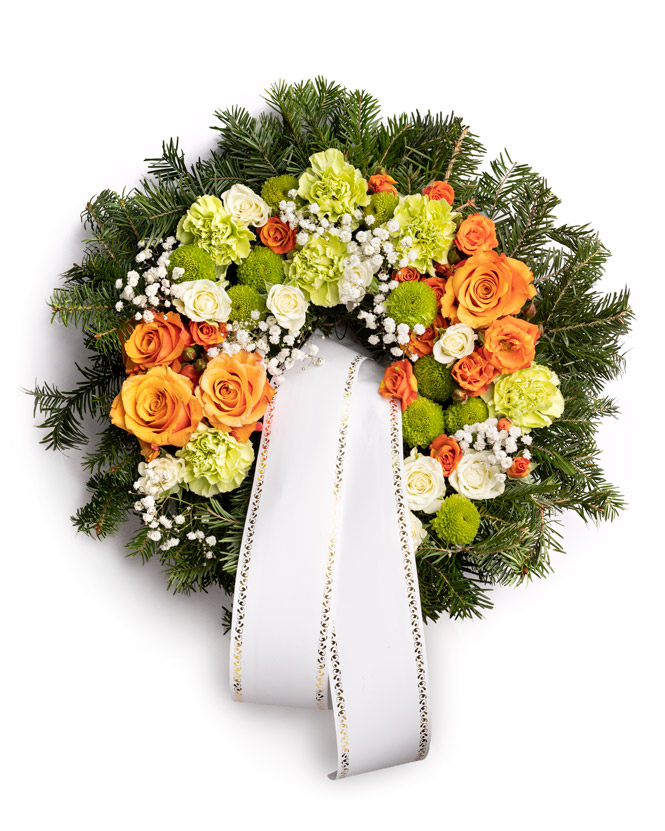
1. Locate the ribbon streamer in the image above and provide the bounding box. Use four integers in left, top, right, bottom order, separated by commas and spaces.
229, 336, 430, 777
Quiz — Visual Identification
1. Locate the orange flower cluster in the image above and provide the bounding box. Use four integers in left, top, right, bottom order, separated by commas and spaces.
259, 217, 296, 254
423, 181, 455, 204
368, 173, 398, 194
451, 349, 497, 397
379, 360, 418, 411
429, 434, 462, 476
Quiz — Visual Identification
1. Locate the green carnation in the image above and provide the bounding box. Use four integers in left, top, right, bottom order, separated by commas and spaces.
402, 397, 446, 449
176, 425, 254, 497
227, 284, 266, 322
489, 363, 565, 429
286, 232, 346, 307
443, 398, 489, 434
431, 494, 480, 546
237, 245, 285, 291
261, 175, 299, 210
298, 148, 370, 221
365, 192, 399, 224
392, 194, 457, 275
385, 282, 438, 329
176, 195, 255, 269
167, 244, 216, 283
413, 355, 454, 403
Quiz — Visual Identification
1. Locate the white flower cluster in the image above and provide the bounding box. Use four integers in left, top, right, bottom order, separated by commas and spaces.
453, 418, 533, 470
132, 492, 186, 552
185, 529, 218, 560
114, 237, 177, 322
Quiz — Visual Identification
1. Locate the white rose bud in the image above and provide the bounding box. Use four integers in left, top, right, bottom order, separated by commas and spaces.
136, 454, 185, 497
448, 450, 506, 500
408, 510, 427, 551
403, 449, 446, 514
433, 323, 477, 366
266, 284, 309, 333
222, 184, 270, 228
171, 279, 231, 323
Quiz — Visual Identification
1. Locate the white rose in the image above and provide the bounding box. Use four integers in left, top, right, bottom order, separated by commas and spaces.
266, 284, 308, 332
338, 259, 374, 305
433, 323, 477, 366
448, 450, 505, 500
403, 448, 446, 514
222, 184, 270, 228
408, 510, 427, 550
136, 454, 185, 497
171, 279, 231, 322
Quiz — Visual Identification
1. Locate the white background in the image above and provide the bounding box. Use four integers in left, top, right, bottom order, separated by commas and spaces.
2, 2, 663, 828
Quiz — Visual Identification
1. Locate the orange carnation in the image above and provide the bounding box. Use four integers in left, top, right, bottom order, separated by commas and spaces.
196, 350, 274, 442
110, 365, 202, 451
368, 173, 398, 194
429, 434, 463, 476
483, 316, 540, 373
507, 456, 531, 479
451, 348, 498, 397
455, 214, 498, 256
379, 359, 418, 411
122, 312, 192, 374
259, 217, 296, 254
423, 181, 455, 204
395, 266, 421, 283
190, 321, 226, 349
440, 251, 536, 329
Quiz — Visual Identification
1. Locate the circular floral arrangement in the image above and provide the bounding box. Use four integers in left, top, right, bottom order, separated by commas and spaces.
33, 80, 631, 621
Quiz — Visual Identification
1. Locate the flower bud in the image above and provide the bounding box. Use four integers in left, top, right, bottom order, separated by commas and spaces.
182, 346, 197, 363
193, 357, 208, 374
525, 302, 537, 318
448, 247, 462, 264
452, 388, 468, 404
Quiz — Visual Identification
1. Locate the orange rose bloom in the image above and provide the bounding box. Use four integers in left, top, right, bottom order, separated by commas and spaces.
402, 314, 445, 358
190, 321, 226, 349
429, 434, 462, 476
110, 365, 202, 451
483, 316, 540, 373
196, 351, 274, 441
456, 214, 498, 256
122, 312, 192, 374
507, 456, 531, 479
422, 275, 447, 307
440, 251, 536, 329
379, 359, 418, 411
451, 348, 498, 396
395, 266, 421, 282
497, 417, 513, 432
259, 217, 296, 254
423, 181, 455, 204
368, 173, 398, 194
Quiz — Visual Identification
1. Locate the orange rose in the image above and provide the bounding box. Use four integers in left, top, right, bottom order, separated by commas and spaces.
179, 363, 203, 389
483, 316, 540, 373
507, 456, 531, 479
423, 181, 455, 204
497, 417, 513, 432
110, 365, 202, 450
429, 434, 462, 476
451, 348, 498, 396
455, 214, 498, 256
190, 321, 226, 349
368, 173, 398, 194
422, 275, 447, 307
259, 218, 296, 254
378, 359, 418, 411
395, 266, 421, 282
440, 251, 536, 329
402, 314, 445, 358
196, 350, 274, 441
122, 312, 192, 374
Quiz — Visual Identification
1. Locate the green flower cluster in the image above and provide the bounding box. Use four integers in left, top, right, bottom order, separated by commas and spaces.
402, 397, 445, 448
413, 355, 454, 403
287, 232, 347, 307
228, 285, 266, 322
237, 246, 285, 291
176, 195, 255, 269
167, 244, 216, 283
261, 175, 299, 210
385, 282, 438, 328
298, 148, 370, 221
364, 192, 399, 224
392, 194, 457, 274
431, 494, 480, 546
176, 425, 254, 497
489, 364, 565, 429
443, 398, 489, 434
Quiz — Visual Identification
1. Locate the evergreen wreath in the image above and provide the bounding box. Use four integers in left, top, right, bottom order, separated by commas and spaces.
31, 79, 632, 623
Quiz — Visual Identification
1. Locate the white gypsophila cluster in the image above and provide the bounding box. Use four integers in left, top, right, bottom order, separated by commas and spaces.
453, 418, 533, 472
185, 529, 219, 560
114, 237, 177, 321
132, 493, 186, 552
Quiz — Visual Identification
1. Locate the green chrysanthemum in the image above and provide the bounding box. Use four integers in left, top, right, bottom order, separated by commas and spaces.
261, 175, 299, 210
167, 244, 217, 283
227, 284, 266, 322
236, 245, 285, 291
365, 192, 399, 224
298, 148, 370, 221
385, 281, 438, 328
443, 398, 489, 434
176, 424, 254, 497
488, 363, 565, 429
286, 232, 346, 307
392, 193, 457, 275
176, 195, 255, 269
413, 355, 454, 403
431, 494, 480, 546
402, 396, 446, 449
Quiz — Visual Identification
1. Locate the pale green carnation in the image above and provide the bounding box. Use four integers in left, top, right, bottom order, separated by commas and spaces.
176, 195, 255, 269
298, 148, 370, 221
392, 194, 457, 275
488, 363, 565, 429
176, 424, 254, 497
286, 232, 347, 307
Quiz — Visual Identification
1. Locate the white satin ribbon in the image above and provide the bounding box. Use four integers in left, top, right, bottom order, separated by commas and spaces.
229, 335, 430, 778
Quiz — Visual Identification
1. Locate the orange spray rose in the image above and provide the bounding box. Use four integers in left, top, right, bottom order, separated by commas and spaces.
423, 181, 455, 204
259, 217, 296, 254
507, 457, 531, 479
368, 173, 398, 194
395, 266, 421, 282
429, 435, 463, 476
455, 214, 498, 256
483, 316, 540, 373
190, 321, 226, 349
451, 348, 498, 396
379, 360, 418, 411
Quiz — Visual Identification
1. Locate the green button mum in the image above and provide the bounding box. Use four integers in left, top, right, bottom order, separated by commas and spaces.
489, 363, 565, 429
431, 494, 480, 546
402, 396, 446, 449
298, 148, 370, 221
385, 281, 438, 329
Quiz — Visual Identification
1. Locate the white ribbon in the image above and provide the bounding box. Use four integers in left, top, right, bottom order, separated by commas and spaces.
229, 335, 430, 778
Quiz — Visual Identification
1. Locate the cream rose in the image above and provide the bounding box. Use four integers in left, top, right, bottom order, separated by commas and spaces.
338, 259, 374, 305
403, 448, 445, 514
171, 279, 231, 323
222, 184, 270, 228
448, 450, 505, 500
266, 284, 309, 332
433, 323, 477, 366
136, 453, 185, 497
408, 510, 427, 550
